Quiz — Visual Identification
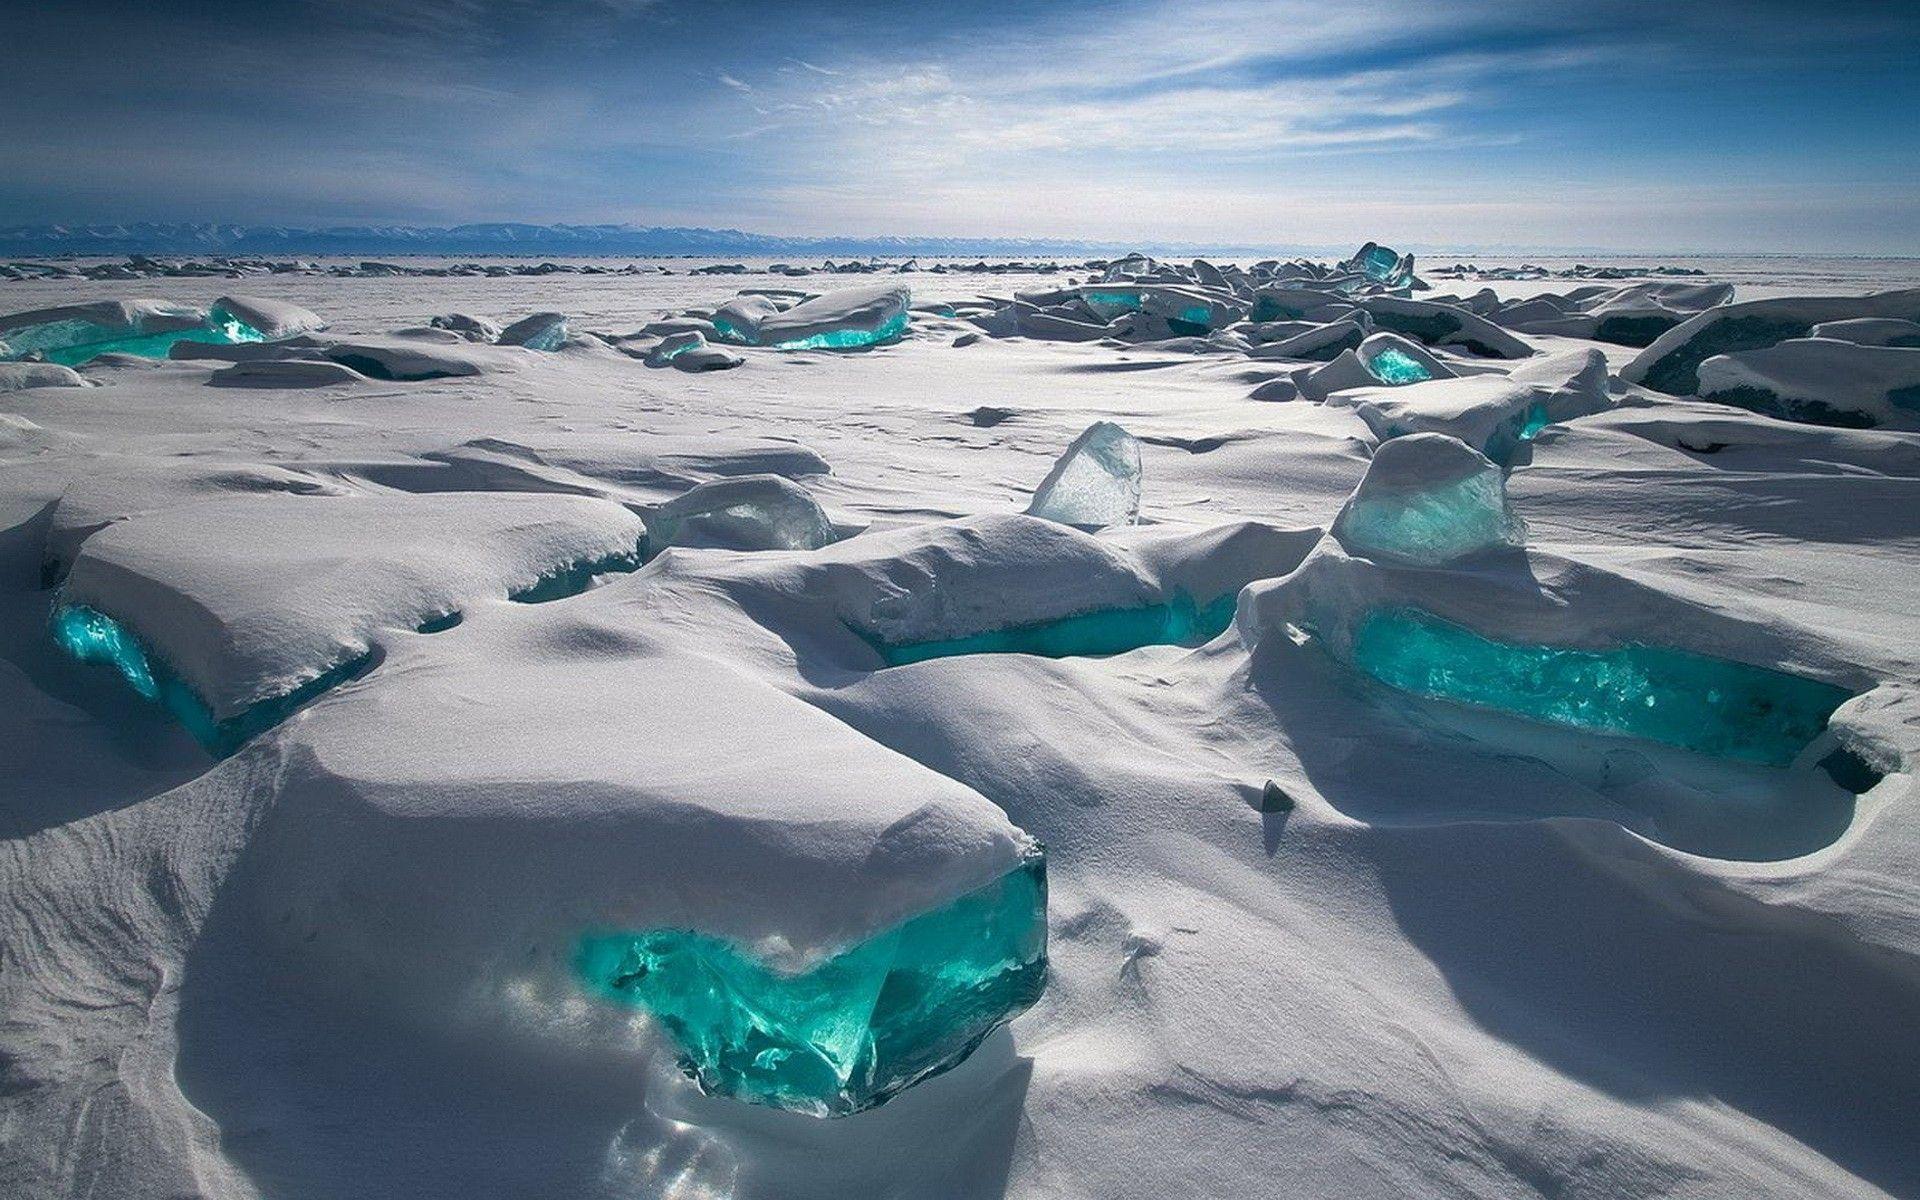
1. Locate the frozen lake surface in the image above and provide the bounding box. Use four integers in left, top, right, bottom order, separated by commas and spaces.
2, 252, 1918, 1200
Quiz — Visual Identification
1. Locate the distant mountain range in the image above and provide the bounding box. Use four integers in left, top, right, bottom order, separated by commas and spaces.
0, 222, 1127, 259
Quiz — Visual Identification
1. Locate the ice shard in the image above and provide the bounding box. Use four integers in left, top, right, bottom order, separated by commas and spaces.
576, 845, 1047, 1117
1333, 434, 1525, 566
647, 474, 836, 552
1348, 242, 1415, 287
1350, 608, 1852, 766
1026, 421, 1142, 528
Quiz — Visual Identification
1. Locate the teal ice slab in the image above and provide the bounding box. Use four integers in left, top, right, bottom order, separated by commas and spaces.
770, 310, 910, 351
1349, 608, 1852, 766
506, 542, 647, 604
576, 846, 1047, 1117
1365, 347, 1434, 385
51, 604, 370, 757
26, 307, 267, 366
874, 593, 1237, 666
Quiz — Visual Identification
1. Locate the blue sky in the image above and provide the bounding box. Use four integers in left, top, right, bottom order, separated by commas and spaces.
3, 0, 1916, 252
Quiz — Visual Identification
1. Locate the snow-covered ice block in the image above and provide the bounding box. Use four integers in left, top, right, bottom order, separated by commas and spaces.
207, 359, 368, 388
646, 474, 835, 552
1333, 433, 1524, 566
0, 297, 266, 365
1072, 283, 1243, 331
1297, 350, 1384, 402
322, 337, 495, 380
1246, 319, 1365, 363
237, 610, 1043, 1115
709, 295, 784, 344
213, 295, 328, 340
1026, 420, 1142, 528
42, 457, 351, 580
58, 491, 646, 739
1361, 296, 1534, 359
1808, 318, 1920, 348
497, 311, 570, 351
0, 361, 92, 391
756, 284, 910, 350
642, 329, 742, 371
1696, 339, 1920, 428
1622, 289, 1920, 395
0, 298, 206, 357
1330, 377, 1542, 462
428, 312, 502, 341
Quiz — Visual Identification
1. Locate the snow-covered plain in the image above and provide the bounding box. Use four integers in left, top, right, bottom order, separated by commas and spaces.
2, 254, 1918, 1199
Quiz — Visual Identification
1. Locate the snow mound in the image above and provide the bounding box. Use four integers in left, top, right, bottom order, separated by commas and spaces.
0, 361, 92, 391
322, 337, 498, 380
207, 359, 368, 388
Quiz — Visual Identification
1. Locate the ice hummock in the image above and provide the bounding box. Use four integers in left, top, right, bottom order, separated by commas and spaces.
1026, 421, 1142, 528
1695, 338, 1920, 429
1622, 288, 1920, 396
0, 298, 269, 365
576, 844, 1046, 1117
754, 285, 911, 350
1333, 433, 1525, 566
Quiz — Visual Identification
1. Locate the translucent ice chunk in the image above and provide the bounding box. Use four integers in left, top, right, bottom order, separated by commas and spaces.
875, 592, 1237, 665
52, 604, 371, 757
497, 312, 570, 351
647, 475, 835, 553
1365, 346, 1434, 384
1333, 434, 1524, 566
575, 845, 1047, 1117
1081, 290, 1146, 320
1026, 420, 1142, 528
1350, 608, 1852, 765
770, 310, 909, 350
1348, 242, 1413, 287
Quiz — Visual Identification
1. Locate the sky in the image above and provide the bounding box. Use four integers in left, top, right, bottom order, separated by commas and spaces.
2, 0, 1917, 253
